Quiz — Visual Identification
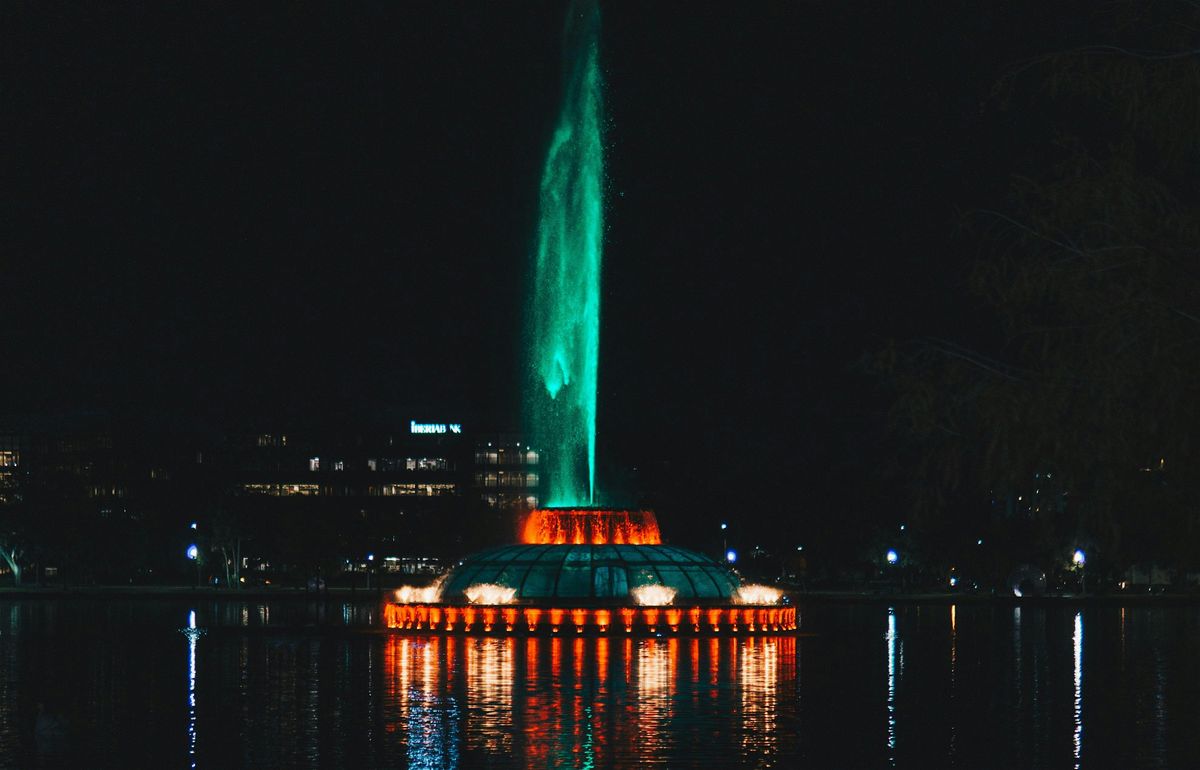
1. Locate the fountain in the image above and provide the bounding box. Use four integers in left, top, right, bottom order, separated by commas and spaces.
526, 0, 605, 507
385, 2, 796, 635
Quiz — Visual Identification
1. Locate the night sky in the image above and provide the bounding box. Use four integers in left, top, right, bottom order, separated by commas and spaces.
4, 2, 1096, 542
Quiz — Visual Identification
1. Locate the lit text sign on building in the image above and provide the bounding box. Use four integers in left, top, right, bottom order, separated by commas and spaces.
410, 421, 462, 434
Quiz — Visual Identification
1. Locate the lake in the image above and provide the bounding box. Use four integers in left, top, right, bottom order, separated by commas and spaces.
0, 598, 1196, 768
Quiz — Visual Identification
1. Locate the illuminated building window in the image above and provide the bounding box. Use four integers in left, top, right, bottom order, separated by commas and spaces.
333, 460, 344, 471
0, 451, 18, 468
380, 483, 457, 497
367, 459, 377, 471
408, 457, 448, 471
308, 457, 320, 472
525, 451, 539, 464
238, 483, 321, 496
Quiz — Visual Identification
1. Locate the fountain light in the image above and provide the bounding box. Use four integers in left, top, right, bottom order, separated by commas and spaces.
465, 583, 517, 605
631, 585, 676, 606
736, 584, 783, 605
395, 576, 445, 604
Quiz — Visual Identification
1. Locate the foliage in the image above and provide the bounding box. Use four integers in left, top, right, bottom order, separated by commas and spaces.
875, 2, 1200, 575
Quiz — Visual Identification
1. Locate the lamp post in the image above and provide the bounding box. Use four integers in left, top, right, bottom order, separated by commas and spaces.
720, 522, 728, 562
1073, 549, 1086, 594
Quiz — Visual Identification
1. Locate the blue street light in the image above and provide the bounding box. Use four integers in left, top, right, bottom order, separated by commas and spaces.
886, 549, 898, 565
1072, 549, 1085, 566
726, 549, 737, 563
186, 543, 200, 589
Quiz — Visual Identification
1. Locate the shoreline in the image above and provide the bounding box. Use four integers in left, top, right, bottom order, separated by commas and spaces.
0, 584, 1195, 605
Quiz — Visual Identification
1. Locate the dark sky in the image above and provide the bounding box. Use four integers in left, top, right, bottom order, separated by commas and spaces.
4, 2, 1096, 538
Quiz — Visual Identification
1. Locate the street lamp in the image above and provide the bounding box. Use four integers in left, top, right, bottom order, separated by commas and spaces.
1073, 549, 1086, 594
186, 544, 200, 588
720, 523, 728, 561
886, 549, 898, 565
726, 549, 737, 564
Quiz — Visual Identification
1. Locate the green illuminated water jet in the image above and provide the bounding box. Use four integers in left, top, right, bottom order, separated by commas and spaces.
526, 0, 604, 507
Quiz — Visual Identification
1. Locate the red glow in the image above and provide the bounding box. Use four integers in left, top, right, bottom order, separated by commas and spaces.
520, 508, 662, 545
383, 603, 799, 633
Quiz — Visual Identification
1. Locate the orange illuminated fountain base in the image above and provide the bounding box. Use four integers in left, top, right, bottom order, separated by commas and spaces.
384, 603, 798, 635
521, 507, 662, 545
387, 507, 799, 635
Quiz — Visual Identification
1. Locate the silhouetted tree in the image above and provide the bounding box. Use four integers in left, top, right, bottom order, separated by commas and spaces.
876, 2, 1200, 579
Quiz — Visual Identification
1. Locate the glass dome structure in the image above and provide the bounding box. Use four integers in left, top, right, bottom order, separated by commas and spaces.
441, 543, 741, 603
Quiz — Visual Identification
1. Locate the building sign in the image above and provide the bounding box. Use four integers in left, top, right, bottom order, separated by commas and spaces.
410, 421, 463, 435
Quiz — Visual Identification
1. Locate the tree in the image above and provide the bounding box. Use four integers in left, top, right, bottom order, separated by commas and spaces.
875, 2, 1200, 577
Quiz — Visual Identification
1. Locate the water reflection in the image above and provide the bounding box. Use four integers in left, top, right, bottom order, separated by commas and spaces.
886, 607, 899, 764
949, 605, 957, 759
383, 636, 461, 768
7, 599, 1199, 768
180, 609, 203, 769
1073, 611, 1082, 769
466, 637, 515, 754
375, 633, 801, 768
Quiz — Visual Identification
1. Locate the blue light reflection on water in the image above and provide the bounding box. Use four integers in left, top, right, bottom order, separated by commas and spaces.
181, 609, 203, 769
1073, 611, 1083, 769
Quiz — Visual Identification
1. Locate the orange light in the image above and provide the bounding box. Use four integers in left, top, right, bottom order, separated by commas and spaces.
525, 607, 542, 631
643, 608, 659, 631
689, 607, 702, 631
463, 606, 477, 631
503, 607, 518, 632
572, 608, 587, 632
707, 608, 722, 631
621, 607, 636, 632
595, 609, 611, 631
520, 508, 663, 545
483, 607, 497, 632
384, 603, 403, 629
665, 608, 682, 631
549, 608, 565, 629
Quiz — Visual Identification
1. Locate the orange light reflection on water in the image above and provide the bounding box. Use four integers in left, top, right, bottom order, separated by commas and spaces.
381, 632, 799, 768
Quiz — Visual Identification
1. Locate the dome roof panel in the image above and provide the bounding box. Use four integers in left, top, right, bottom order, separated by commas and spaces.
439, 543, 742, 603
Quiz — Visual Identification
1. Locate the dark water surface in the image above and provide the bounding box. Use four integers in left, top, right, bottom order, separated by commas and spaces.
0, 599, 1197, 768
